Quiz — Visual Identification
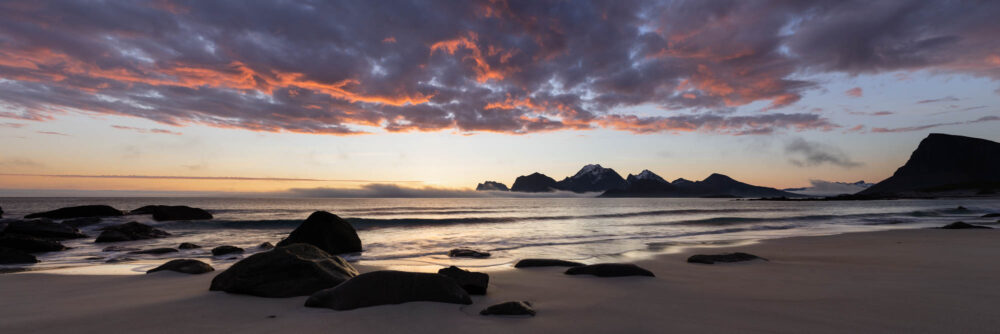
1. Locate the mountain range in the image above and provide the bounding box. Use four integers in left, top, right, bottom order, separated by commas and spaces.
478, 164, 801, 198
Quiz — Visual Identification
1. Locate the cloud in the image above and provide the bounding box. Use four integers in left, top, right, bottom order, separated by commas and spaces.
845, 87, 863, 97
0, 1, 997, 135
0, 157, 43, 168
786, 179, 872, 196
111, 125, 182, 135
35, 131, 69, 136
785, 138, 862, 168
1, 122, 26, 128
286, 183, 595, 198
847, 110, 893, 116
917, 96, 959, 104
870, 115, 1000, 133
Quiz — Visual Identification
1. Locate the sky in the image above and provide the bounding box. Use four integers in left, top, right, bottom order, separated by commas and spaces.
0, 0, 998, 196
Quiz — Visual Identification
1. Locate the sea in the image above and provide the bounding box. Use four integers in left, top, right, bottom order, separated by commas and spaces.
2, 197, 999, 274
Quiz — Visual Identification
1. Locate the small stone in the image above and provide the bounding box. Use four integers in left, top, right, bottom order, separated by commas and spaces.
212, 245, 244, 256
448, 248, 490, 258
480, 301, 535, 316
687, 252, 767, 264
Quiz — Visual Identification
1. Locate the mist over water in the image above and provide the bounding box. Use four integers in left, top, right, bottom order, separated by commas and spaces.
2, 197, 999, 272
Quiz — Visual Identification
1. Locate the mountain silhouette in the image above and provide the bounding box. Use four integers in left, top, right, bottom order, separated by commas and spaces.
859, 133, 1000, 196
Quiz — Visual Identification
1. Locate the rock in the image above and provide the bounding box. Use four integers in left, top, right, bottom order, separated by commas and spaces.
0, 247, 38, 264
147, 259, 214, 274
982, 213, 1000, 218
276, 211, 362, 255
0, 206, 3, 218
102, 245, 140, 252
515, 258, 585, 268
25, 205, 123, 219
565, 263, 655, 277
449, 248, 490, 258
304, 270, 472, 310
131, 205, 213, 221
0, 235, 67, 253
212, 245, 244, 256
510, 172, 559, 192
258, 242, 274, 250
128, 248, 179, 255
105, 257, 135, 263
955, 206, 969, 212
95, 222, 171, 243
210, 243, 358, 298
687, 252, 767, 264
178, 242, 201, 249
61, 217, 102, 228
437, 266, 489, 295
941, 221, 991, 229
476, 181, 509, 191
480, 301, 535, 316
2, 219, 87, 240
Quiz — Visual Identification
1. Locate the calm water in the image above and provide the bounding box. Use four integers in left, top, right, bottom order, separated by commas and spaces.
2, 197, 999, 272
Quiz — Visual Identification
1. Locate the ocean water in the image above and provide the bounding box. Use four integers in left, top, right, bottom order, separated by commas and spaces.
2, 197, 999, 273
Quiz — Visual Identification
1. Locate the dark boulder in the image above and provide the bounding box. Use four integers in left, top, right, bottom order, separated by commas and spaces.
437, 266, 489, 295
687, 252, 767, 264
128, 248, 179, 255
258, 242, 274, 250
61, 217, 102, 228
449, 248, 490, 258
105, 257, 135, 263
25, 205, 123, 219
565, 263, 655, 277
210, 243, 358, 298
0, 235, 67, 253
95, 222, 171, 243
515, 258, 585, 268
178, 242, 201, 249
0, 206, 3, 218
147, 259, 214, 274
304, 270, 472, 310
131, 205, 213, 221
276, 211, 362, 255
941, 221, 992, 229
982, 213, 1000, 218
0, 247, 38, 264
212, 245, 244, 256
480, 301, 535, 316
3, 219, 87, 240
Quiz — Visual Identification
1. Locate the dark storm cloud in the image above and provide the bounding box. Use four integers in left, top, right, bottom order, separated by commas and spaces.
0, 0, 998, 135
785, 138, 862, 168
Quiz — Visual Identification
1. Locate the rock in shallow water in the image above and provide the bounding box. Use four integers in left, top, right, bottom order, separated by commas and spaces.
0, 247, 37, 264
147, 259, 214, 274
131, 205, 213, 221
212, 245, 244, 256
304, 270, 472, 310
480, 301, 535, 316
448, 248, 490, 258
0, 235, 67, 253
95, 222, 171, 243
437, 266, 488, 295
3, 219, 87, 240
128, 248, 179, 255
276, 211, 362, 255
687, 252, 767, 264
210, 243, 358, 298
564, 263, 655, 277
178, 242, 201, 249
25, 205, 123, 219
982, 213, 1000, 218
258, 242, 274, 250
61, 217, 102, 228
941, 221, 991, 229
514, 258, 584, 268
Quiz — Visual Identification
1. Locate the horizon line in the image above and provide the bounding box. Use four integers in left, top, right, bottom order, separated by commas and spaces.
0, 173, 425, 183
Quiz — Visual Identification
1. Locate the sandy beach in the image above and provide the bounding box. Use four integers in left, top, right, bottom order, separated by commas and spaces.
1, 228, 998, 333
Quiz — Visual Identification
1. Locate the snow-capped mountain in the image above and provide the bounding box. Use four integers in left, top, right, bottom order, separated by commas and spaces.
626, 169, 667, 184
554, 164, 627, 193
